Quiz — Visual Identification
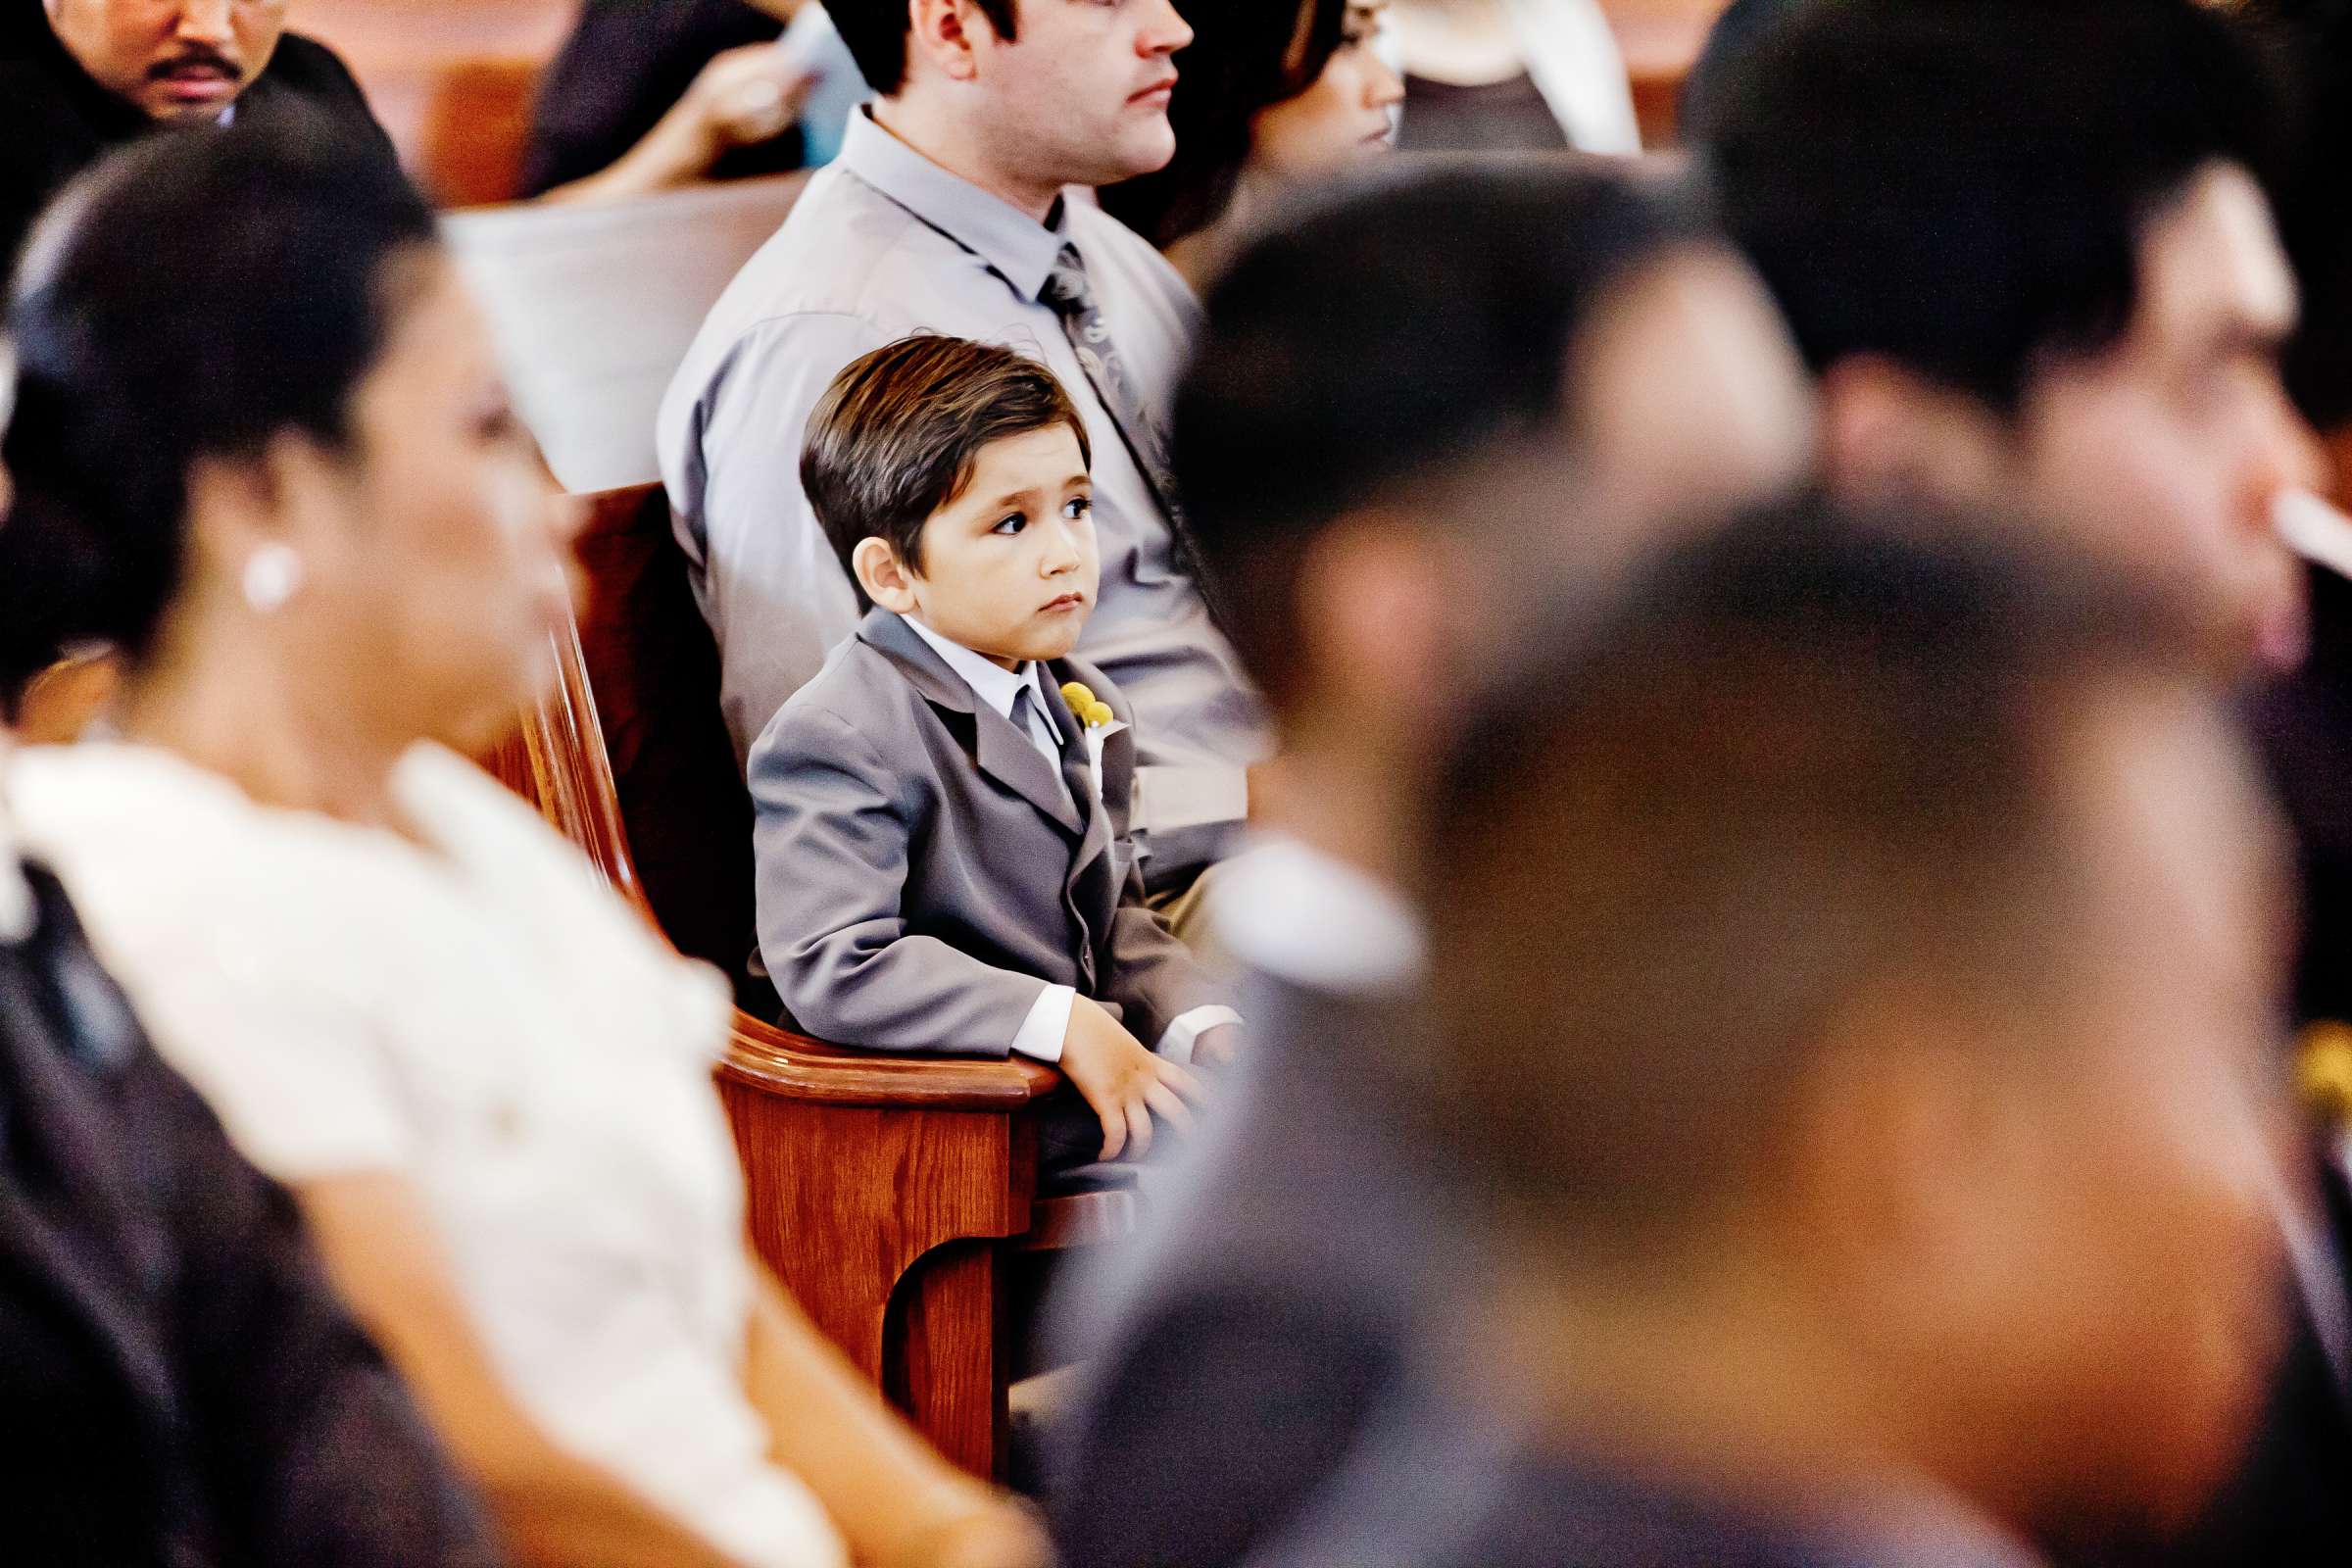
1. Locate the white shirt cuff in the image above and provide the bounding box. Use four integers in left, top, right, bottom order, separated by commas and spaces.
1156, 1004, 1242, 1066
1011, 983, 1076, 1062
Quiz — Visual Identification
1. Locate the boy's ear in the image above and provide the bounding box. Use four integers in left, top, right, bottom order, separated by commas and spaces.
853, 536, 922, 614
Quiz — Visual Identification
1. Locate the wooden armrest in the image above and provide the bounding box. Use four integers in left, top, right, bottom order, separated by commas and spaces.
1014, 1191, 1139, 1252
721, 1010, 1065, 1110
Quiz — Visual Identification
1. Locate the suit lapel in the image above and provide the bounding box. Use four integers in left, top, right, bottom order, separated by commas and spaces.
860, 612, 1084, 836
1048, 662, 1126, 949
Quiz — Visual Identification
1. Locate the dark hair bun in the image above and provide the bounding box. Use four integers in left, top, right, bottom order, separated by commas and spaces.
0, 113, 436, 696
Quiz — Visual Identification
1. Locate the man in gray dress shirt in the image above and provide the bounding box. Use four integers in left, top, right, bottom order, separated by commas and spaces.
658, 0, 1261, 896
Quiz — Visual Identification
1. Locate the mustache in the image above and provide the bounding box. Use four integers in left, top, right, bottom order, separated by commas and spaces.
147, 46, 240, 81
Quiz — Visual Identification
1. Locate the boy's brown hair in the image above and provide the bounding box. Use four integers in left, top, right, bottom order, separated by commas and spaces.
802, 335, 1094, 612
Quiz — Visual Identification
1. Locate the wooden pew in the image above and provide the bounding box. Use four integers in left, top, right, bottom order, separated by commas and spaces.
1601, 0, 1733, 144
292, 0, 576, 206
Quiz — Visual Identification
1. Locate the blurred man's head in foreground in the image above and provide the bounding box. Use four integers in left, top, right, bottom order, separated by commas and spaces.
1176, 160, 1813, 791
1422, 501, 2294, 1549
1699, 0, 2320, 674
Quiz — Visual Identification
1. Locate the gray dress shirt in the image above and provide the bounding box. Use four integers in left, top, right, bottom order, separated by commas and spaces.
658, 111, 1266, 887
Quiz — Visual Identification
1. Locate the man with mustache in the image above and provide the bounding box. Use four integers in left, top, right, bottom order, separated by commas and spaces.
0, 0, 392, 284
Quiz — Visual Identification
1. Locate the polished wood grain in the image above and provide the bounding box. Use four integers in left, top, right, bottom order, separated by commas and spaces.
723, 1087, 1035, 1476
295, 0, 576, 204
14, 651, 120, 745
891, 1243, 1013, 1477
416, 55, 546, 207
1602, 0, 1732, 144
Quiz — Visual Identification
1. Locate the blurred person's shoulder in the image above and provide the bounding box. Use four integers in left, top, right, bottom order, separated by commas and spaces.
240, 31, 391, 148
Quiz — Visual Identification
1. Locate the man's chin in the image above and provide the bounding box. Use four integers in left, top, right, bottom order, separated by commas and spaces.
142, 92, 243, 122
1111, 122, 1180, 182
138, 77, 249, 121
2247, 581, 2312, 673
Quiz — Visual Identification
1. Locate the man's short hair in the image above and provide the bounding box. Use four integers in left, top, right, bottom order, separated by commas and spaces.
1416, 498, 2196, 1253
802, 333, 1091, 611
831, 0, 1020, 95
1173, 161, 1710, 704
1692, 0, 2285, 412
2246, 0, 2352, 427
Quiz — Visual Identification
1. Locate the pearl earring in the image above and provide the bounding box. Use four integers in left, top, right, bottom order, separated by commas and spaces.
241, 544, 304, 614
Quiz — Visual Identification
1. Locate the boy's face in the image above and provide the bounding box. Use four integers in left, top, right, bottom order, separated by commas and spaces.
863, 423, 1101, 669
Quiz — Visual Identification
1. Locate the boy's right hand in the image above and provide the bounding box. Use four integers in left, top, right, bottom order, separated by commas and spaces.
1059, 996, 1205, 1160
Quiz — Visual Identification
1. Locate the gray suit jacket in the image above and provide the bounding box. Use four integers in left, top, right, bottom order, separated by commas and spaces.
750, 609, 1223, 1055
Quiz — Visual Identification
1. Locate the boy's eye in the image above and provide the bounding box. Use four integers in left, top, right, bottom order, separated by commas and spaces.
992, 513, 1027, 536
1063, 496, 1094, 521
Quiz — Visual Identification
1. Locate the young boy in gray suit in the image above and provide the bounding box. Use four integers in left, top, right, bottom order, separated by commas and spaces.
750, 335, 1236, 1162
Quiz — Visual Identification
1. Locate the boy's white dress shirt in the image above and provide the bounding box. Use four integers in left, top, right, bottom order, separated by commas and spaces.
903, 615, 1238, 1064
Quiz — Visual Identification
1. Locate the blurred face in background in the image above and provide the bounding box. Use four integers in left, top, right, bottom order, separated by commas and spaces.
1831, 163, 2321, 675
1307, 240, 1812, 759
1570, 243, 1815, 540
1250, 0, 1404, 177
45, 0, 288, 122
1916, 681, 2290, 1544
2013, 166, 2319, 674
253, 252, 577, 756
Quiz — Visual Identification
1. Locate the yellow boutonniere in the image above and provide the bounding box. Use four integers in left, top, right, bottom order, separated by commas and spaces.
1060, 680, 1114, 730
2299, 1021, 2352, 1127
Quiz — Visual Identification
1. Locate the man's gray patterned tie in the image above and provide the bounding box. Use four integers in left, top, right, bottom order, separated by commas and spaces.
1040, 241, 1215, 598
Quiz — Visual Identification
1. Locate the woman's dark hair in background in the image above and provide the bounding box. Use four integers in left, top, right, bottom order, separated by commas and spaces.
1100, 0, 1348, 251
0, 115, 438, 698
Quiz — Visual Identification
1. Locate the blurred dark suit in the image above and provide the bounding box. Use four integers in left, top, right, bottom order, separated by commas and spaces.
1353, 1457, 1914, 1568
1050, 935, 1503, 1568
0, 860, 495, 1565
519, 0, 802, 196
0, 7, 390, 283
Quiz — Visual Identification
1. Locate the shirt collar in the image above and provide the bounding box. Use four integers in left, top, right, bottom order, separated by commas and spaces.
1821, 1481, 2046, 1568
0, 776, 33, 946
1210, 834, 1426, 996
837, 108, 1070, 303
901, 613, 1061, 743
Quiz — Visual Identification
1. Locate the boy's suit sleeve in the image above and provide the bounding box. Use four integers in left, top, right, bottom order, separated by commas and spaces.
752, 703, 1051, 1055
1102, 854, 1233, 1052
